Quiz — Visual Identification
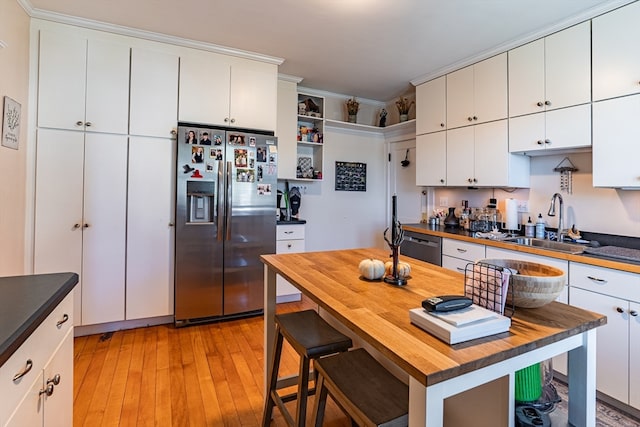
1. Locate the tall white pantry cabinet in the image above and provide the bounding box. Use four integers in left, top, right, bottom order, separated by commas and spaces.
32, 24, 179, 327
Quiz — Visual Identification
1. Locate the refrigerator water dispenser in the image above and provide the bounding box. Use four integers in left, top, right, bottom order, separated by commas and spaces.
186, 181, 214, 223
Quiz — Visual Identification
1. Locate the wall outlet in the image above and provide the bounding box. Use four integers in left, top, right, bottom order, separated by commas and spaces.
439, 197, 449, 207
517, 200, 529, 212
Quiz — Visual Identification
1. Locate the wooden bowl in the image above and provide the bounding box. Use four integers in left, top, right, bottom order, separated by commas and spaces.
478, 259, 566, 308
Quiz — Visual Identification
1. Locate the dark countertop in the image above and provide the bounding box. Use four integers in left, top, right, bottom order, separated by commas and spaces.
403, 223, 640, 274
0, 272, 79, 368
277, 219, 307, 225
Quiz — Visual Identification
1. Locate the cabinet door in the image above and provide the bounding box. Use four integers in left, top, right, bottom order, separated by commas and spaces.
592, 1, 640, 101
416, 132, 446, 186
42, 331, 74, 427
34, 129, 85, 321
593, 95, 640, 187
276, 80, 298, 179
474, 120, 508, 187
178, 51, 231, 125
81, 134, 128, 325
630, 301, 640, 408
446, 126, 474, 186
416, 76, 446, 134
571, 288, 629, 404
229, 59, 278, 131
5, 370, 43, 427
544, 21, 591, 111
130, 48, 179, 138
85, 39, 131, 134
473, 53, 507, 124
446, 65, 474, 129
508, 113, 545, 153
126, 137, 176, 320
37, 30, 87, 131
508, 38, 545, 117
544, 104, 591, 150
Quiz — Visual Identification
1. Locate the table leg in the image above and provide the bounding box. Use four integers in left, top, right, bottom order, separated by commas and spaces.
568, 328, 597, 427
264, 264, 277, 395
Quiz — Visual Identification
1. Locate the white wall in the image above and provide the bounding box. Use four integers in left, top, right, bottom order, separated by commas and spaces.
286, 127, 387, 251
430, 152, 640, 237
0, 0, 30, 275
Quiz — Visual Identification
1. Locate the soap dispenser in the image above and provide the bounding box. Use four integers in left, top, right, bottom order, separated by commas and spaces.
535, 214, 545, 239
525, 216, 535, 238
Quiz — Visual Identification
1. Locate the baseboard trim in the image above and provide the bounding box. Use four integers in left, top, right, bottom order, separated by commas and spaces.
74, 315, 174, 337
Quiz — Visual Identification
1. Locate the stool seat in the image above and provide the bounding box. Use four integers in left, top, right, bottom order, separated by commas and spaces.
312, 348, 409, 427
262, 310, 352, 427
277, 310, 354, 359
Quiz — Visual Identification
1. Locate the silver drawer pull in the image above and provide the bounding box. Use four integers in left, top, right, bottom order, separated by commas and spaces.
456, 267, 465, 272
456, 248, 467, 253
56, 313, 69, 328
587, 276, 607, 283
616, 307, 624, 313
13, 359, 33, 382
630, 310, 638, 317
284, 231, 294, 234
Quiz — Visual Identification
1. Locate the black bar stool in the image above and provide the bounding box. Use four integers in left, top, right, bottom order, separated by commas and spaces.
312, 348, 409, 427
262, 309, 353, 427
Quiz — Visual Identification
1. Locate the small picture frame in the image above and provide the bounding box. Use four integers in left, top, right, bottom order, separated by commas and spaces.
2, 96, 21, 150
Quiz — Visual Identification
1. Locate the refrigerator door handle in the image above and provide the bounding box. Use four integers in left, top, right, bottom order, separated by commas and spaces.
216, 160, 224, 241
225, 160, 232, 241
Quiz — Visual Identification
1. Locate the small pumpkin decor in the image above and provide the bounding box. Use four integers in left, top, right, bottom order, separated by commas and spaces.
358, 258, 385, 281
385, 261, 411, 279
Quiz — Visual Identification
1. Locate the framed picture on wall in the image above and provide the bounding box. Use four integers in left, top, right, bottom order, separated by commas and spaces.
2, 96, 21, 150
335, 161, 367, 192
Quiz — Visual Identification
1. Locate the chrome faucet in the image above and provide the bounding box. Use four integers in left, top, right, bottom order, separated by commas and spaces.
547, 193, 564, 242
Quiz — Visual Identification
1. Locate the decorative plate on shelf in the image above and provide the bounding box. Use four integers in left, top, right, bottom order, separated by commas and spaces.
297, 157, 313, 178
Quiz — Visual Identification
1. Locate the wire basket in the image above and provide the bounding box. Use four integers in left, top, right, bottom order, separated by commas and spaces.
464, 261, 515, 317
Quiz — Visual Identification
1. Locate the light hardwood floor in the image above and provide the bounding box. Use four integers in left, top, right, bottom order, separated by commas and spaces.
73, 297, 352, 426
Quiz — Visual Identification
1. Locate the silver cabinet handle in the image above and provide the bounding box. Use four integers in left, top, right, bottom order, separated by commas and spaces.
76, 121, 84, 126
545, 100, 551, 106
83, 223, 90, 228
587, 275, 607, 283
73, 223, 81, 229
230, 118, 236, 124
284, 231, 294, 234
224, 118, 229, 123
439, 179, 445, 183
537, 140, 544, 145
40, 384, 54, 396
85, 121, 92, 127
456, 248, 468, 253
537, 101, 544, 107
456, 267, 465, 272
168, 222, 175, 227
287, 243, 292, 249
630, 310, 638, 317
13, 359, 33, 382
616, 307, 624, 313
170, 128, 177, 136
39, 375, 60, 397
467, 116, 473, 122
544, 139, 551, 144
440, 123, 445, 127
56, 313, 69, 328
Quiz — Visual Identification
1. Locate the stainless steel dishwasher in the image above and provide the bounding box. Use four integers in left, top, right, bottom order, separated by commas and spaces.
401, 231, 442, 266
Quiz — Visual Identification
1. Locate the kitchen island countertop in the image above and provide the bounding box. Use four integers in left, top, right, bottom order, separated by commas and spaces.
0, 272, 78, 367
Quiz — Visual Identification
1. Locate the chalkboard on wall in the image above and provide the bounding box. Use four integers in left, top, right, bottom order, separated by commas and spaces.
335, 161, 366, 192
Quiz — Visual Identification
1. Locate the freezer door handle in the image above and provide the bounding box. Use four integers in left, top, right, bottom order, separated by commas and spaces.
217, 160, 224, 241
225, 160, 232, 241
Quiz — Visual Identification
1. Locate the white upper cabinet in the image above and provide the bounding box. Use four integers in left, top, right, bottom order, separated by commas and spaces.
179, 50, 277, 131
416, 76, 446, 135
508, 104, 591, 154
509, 22, 591, 117
415, 131, 446, 186
592, 94, 640, 188
130, 48, 179, 138
446, 53, 507, 129
447, 120, 529, 187
593, 1, 640, 101
37, 30, 130, 134
276, 79, 299, 180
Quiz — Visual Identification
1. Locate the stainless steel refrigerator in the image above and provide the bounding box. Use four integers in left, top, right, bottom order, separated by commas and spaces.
174, 122, 277, 326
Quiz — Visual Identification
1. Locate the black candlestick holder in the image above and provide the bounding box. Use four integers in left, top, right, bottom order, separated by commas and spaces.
384, 195, 407, 286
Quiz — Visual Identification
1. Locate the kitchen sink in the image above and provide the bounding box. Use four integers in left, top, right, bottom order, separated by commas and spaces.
503, 237, 586, 254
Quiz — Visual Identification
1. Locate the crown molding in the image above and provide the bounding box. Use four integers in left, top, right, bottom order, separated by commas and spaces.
22, 1, 284, 65
278, 74, 304, 84
410, 0, 637, 86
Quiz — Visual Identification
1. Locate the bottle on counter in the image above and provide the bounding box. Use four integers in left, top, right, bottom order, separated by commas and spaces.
525, 216, 535, 238
535, 213, 545, 239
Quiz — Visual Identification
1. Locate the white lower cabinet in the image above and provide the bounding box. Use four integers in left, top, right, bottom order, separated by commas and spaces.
569, 262, 640, 408
441, 238, 485, 274
275, 224, 304, 302
1, 293, 73, 427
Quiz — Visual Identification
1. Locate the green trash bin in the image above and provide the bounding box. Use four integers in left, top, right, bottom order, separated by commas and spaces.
515, 363, 542, 402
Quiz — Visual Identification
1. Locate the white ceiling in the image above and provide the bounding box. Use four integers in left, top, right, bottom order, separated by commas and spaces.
26, 0, 633, 102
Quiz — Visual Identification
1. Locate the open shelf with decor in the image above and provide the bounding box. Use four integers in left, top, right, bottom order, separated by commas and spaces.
296, 92, 325, 180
